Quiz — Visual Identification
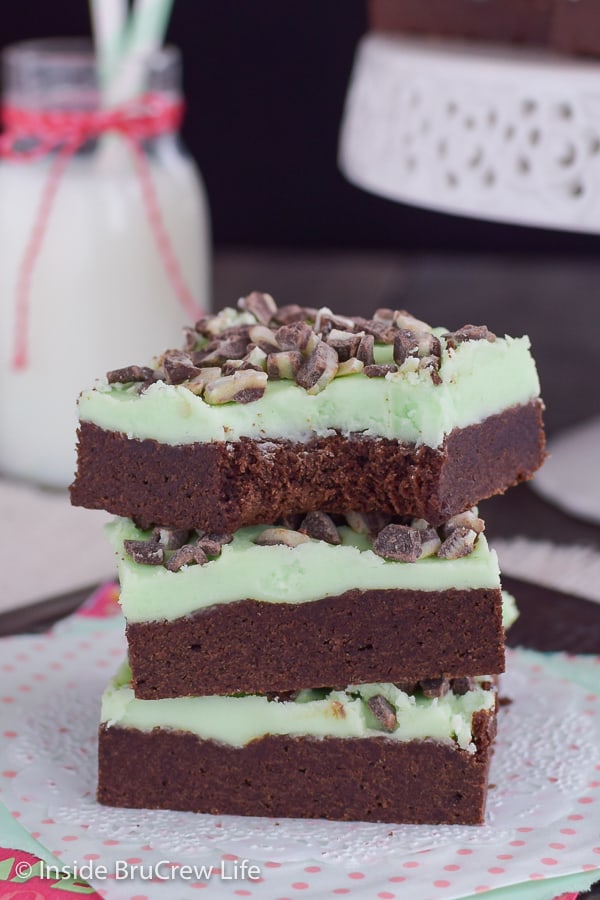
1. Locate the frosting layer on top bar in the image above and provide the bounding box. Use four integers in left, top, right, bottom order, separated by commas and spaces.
108, 518, 501, 624
79, 331, 539, 449
101, 662, 496, 752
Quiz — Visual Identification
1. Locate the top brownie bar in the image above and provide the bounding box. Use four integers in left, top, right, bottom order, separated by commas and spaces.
70, 293, 546, 532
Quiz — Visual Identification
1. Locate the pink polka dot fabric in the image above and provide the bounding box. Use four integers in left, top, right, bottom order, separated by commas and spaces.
0, 616, 598, 899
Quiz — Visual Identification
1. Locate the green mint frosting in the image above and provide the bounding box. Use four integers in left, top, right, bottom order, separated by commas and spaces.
107, 518, 501, 624
106, 518, 500, 622
79, 333, 540, 448
101, 661, 496, 752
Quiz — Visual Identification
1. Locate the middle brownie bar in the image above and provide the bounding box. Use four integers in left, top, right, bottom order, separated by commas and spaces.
110, 509, 506, 699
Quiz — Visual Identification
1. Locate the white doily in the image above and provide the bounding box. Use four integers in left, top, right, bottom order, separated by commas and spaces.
1, 619, 599, 900
4, 647, 593, 862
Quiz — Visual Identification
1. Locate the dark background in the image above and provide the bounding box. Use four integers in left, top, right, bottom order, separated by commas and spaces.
2, 0, 600, 254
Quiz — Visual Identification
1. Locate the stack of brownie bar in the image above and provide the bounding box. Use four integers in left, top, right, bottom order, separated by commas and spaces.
71, 292, 545, 825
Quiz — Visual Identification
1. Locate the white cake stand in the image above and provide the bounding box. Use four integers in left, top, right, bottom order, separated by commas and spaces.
339, 34, 600, 523
339, 34, 600, 232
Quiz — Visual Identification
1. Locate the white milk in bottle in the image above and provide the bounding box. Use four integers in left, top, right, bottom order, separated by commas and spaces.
0, 40, 210, 487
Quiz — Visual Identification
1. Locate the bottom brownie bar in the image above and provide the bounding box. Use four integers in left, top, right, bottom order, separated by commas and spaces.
98, 665, 497, 825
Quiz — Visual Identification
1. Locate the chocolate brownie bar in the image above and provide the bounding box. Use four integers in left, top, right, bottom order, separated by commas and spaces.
110, 513, 506, 698
370, 0, 600, 58
551, 1, 600, 58
98, 663, 497, 824
370, 0, 553, 45
71, 296, 545, 531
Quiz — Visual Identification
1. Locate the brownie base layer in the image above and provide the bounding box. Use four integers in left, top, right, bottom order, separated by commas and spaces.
71, 400, 546, 532
127, 587, 504, 699
98, 709, 496, 824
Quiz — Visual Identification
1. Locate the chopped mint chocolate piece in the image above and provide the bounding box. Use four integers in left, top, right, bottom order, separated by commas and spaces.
124, 539, 164, 566
443, 324, 497, 349
364, 364, 398, 378
162, 350, 201, 385
195, 335, 249, 366
196, 536, 226, 557
416, 332, 441, 359
195, 538, 222, 557
353, 317, 396, 344
393, 309, 433, 332
275, 322, 314, 352
410, 517, 431, 531
267, 350, 303, 380
182, 326, 199, 352
238, 291, 277, 325
278, 514, 304, 530
166, 540, 209, 572
165, 544, 195, 571
373, 524, 422, 562
326, 329, 362, 361
107, 365, 155, 384
393, 330, 421, 365
444, 510, 485, 536
451, 677, 476, 695
420, 356, 443, 385
314, 307, 355, 335
151, 527, 190, 550
336, 358, 364, 377
418, 527, 442, 559
218, 324, 253, 340
356, 333, 375, 366
221, 360, 244, 376
296, 340, 338, 394
248, 324, 280, 354
420, 677, 449, 698
183, 369, 220, 396
193, 545, 208, 566
373, 307, 395, 321
194, 314, 221, 338
254, 527, 311, 548
437, 526, 478, 560
233, 387, 268, 405
240, 346, 268, 372
137, 376, 160, 395
367, 695, 397, 732
272, 304, 310, 325
345, 510, 392, 537
299, 511, 341, 545
204, 370, 268, 405
203, 532, 233, 546
394, 681, 419, 694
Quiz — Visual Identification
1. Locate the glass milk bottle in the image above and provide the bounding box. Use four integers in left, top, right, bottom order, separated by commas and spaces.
0, 40, 210, 487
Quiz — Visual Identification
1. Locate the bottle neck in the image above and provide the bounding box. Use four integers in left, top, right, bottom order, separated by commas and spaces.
1, 41, 184, 159
2, 39, 182, 111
